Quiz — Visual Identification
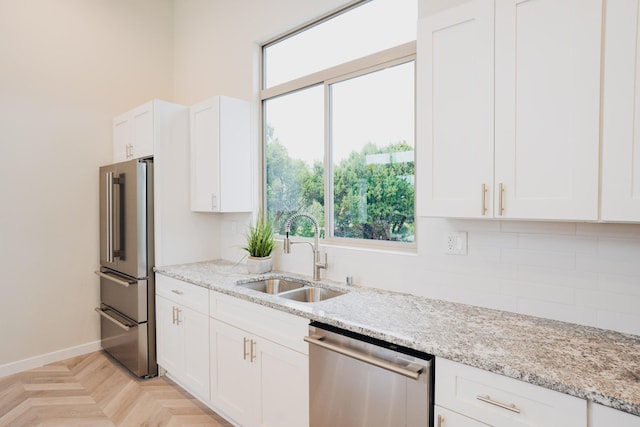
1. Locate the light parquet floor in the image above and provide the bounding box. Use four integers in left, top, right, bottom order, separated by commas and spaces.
0, 351, 233, 427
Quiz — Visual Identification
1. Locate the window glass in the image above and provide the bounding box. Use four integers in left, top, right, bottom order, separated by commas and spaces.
330, 62, 415, 242
264, 85, 325, 237
264, 0, 416, 88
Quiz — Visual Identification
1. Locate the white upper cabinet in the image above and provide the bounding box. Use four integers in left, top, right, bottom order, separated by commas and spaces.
190, 96, 252, 213
494, 0, 602, 220
417, 0, 495, 218
601, 0, 640, 222
113, 101, 154, 162
418, 0, 603, 221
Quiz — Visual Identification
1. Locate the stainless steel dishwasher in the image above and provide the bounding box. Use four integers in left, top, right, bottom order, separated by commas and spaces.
305, 322, 434, 427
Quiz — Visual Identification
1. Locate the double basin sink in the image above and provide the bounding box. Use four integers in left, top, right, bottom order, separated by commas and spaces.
237, 278, 346, 303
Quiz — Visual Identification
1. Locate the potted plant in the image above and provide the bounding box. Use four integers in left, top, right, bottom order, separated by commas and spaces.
243, 212, 275, 274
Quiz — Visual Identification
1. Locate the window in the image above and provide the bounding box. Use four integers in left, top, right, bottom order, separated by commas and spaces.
263, 0, 416, 244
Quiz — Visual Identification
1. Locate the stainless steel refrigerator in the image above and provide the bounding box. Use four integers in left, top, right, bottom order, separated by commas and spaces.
95, 158, 157, 378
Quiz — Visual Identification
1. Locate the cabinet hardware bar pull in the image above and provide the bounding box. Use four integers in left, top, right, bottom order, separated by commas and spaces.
94, 270, 132, 288
171, 289, 184, 295
94, 307, 131, 331
243, 337, 250, 360
482, 184, 488, 215
176, 308, 182, 325
476, 395, 521, 413
437, 415, 445, 427
499, 182, 505, 215
172, 306, 176, 325
250, 339, 256, 362
304, 335, 423, 380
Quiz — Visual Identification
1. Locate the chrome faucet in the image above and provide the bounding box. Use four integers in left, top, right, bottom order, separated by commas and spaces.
283, 213, 327, 281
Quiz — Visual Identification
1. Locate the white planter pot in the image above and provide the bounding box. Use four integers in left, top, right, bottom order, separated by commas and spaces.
246, 256, 273, 274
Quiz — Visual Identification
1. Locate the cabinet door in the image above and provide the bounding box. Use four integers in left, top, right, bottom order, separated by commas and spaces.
130, 101, 154, 160
113, 112, 131, 163
210, 318, 259, 427
191, 98, 221, 212
218, 96, 252, 213
494, 0, 602, 220
435, 405, 490, 427
190, 96, 252, 213
417, 0, 495, 218
601, 0, 640, 221
182, 306, 209, 400
591, 403, 640, 427
156, 295, 183, 377
259, 338, 309, 427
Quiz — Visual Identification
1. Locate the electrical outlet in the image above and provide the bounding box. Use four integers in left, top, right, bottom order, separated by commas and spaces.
444, 231, 467, 255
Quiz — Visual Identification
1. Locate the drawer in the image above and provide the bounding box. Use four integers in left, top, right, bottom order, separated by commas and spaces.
435, 405, 489, 427
156, 274, 208, 314
436, 358, 586, 427
210, 291, 309, 354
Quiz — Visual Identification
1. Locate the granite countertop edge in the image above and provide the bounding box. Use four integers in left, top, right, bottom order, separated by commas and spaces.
155, 260, 640, 417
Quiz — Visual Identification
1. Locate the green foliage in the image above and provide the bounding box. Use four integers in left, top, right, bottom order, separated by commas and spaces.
265, 128, 414, 242
243, 212, 275, 258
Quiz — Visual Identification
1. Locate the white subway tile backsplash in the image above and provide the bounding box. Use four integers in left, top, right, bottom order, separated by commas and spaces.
501, 248, 576, 270
576, 253, 640, 276
500, 279, 575, 304
500, 221, 577, 235
575, 289, 640, 315
576, 222, 640, 238
468, 231, 519, 248
516, 298, 597, 327
598, 273, 640, 297
516, 266, 598, 290
596, 310, 640, 336
518, 234, 597, 254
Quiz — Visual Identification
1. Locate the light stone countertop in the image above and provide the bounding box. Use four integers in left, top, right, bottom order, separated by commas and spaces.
155, 260, 640, 417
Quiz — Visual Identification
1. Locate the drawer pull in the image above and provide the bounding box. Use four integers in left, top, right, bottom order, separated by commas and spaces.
437, 414, 445, 427
171, 289, 184, 295
477, 395, 521, 414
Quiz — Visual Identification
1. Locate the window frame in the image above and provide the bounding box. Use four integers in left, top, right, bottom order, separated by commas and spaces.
260, 7, 417, 251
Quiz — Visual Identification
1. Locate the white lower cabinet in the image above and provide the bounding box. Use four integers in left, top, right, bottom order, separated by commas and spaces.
156, 275, 209, 400
210, 291, 309, 427
591, 403, 640, 427
435, 405, 489, 427
436, 358, 586, 427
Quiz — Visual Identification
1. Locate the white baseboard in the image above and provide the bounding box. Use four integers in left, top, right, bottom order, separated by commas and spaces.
0, 340, 102, 378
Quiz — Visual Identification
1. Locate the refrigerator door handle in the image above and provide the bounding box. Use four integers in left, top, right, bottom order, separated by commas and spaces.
94, 270, 133, 288
94, 307, 132, 331
106, 171, 114, 263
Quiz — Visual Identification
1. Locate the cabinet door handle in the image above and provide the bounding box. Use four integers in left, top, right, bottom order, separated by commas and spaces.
481, 184, 488, 216
172, 306, 176, 325
176, 308, 182, 325
499, 182, 505, 215
171, 289, 183, 295
243, 337, 250, 360
250, 339, 256, 362
211, 194, 217, 209
477, 395, 521, 413
437, 414, 445, 427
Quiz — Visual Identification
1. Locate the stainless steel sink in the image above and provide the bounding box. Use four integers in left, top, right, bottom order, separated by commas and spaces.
277, 287, 346, 303
238, 278, 306, 294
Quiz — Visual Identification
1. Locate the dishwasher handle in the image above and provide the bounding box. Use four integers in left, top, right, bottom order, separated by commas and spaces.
304, 335, 424, 380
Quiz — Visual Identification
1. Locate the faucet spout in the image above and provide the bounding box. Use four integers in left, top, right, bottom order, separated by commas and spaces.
283, 213, 327, 281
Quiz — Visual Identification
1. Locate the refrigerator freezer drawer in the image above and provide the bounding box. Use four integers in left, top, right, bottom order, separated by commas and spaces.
98, 305, 155, 377
97, 269, 148, 323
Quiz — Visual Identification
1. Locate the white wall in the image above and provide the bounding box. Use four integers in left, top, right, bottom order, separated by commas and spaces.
173, 0, 640, 337
0, 0, 175, 367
